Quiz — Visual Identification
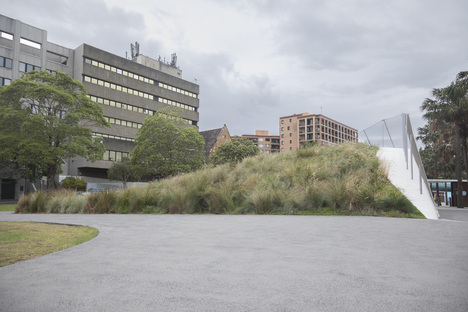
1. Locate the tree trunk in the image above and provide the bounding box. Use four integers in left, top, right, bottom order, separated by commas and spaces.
462, 138, 468, 181
454, 124, 464, 208
47, 163, 58, 190
434, 158, 440, 206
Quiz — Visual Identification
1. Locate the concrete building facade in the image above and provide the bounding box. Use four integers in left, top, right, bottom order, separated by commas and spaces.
279, 113, 358, 152
241, 130, 280, 154
0, 15, 199, 199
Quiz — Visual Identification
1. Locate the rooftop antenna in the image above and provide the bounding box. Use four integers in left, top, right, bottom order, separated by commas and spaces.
170, 53, 177, 67
130, 41, 140, 59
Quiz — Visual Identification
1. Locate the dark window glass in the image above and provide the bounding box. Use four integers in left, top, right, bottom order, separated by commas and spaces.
5, 58, 12, 69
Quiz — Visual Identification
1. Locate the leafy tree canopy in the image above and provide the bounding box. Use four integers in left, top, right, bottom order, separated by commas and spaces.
0, 70, 109, 188
130, 108, 205, 180
420, 71, 468, 207
210, 138, 259, 165
107, 157, 133, 189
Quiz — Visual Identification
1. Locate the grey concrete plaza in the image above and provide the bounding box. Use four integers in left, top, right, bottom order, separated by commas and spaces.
0, 212, 467, 312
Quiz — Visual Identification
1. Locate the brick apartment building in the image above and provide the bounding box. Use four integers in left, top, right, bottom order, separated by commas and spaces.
279, 113, 358, 152
240, 130, 280, 154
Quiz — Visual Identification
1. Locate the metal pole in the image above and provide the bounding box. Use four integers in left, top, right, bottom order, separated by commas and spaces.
383, 119, 394, 147
363, 130, 371, 145
382, 122, 384, 147
419, 164, 423, 194
410, 134, 414, 180
402, 114, 408, 169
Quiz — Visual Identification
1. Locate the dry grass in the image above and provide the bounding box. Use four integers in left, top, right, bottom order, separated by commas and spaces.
16, 143, 424, 218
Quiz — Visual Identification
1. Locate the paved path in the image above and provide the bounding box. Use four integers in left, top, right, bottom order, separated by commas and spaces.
1, 212, 467, 312
438, 207, 468, 222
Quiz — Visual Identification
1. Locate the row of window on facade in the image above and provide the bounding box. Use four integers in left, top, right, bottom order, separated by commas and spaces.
0, 57, 42, 73
1, 31, 42, 49
102, 150, 129, 162
84, 57, 197, 99
84, 75, 197, 112
94, 132, 134, 142
90, 95, 194, 126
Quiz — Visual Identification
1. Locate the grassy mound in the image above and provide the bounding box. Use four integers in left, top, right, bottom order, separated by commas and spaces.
16, 143, 424, 218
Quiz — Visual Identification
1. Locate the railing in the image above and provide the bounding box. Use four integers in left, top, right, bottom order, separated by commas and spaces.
360, 114, 434, 198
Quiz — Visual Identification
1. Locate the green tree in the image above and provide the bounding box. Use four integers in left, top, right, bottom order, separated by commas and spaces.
130, 108, 205, 180
107, 157, 133, 189
61, 176, 87, 191
421, 71, 468, 208
210, 138, 259, 165
417, 123, 454, 179
0, 71, 108, 189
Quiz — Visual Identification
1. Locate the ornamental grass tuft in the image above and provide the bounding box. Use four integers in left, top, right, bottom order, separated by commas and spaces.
16, 143, 424, 218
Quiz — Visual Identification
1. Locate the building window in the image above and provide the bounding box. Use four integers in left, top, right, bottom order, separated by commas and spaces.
281, 120, 284, 124
1, 32, 13, 40
0, 77, 11, 86
290, 140, 292, 144
289, 133, 292, 137
281, 127, 284, 131
259, 138, 264, 142
281, 141, 284, 145
19, 62, 40, 72
103, 150, 129, 161
287, 126, 290, 130
281, 148, 284, 152
0, 56, 13, 69
259, 144, 264, 148
20, 38, 41, 49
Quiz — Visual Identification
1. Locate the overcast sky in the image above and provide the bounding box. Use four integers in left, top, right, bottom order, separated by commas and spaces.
2, 0, 468, 138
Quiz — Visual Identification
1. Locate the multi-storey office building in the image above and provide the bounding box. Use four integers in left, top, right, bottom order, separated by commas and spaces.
279, 113, 357, 152
0, 15, 199, 198
240, 130, 280, 154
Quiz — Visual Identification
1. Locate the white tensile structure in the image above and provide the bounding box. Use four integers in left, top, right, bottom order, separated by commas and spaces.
361, 114, 439, 220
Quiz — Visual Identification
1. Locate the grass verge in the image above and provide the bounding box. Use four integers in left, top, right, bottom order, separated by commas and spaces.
0, 221, 98, 267
0, 204, 16, 212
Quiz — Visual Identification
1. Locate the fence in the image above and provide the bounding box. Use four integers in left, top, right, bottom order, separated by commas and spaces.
360, 114, 433, 199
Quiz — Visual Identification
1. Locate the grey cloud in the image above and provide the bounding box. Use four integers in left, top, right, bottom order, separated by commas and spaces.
182, 51, 280, 135
2, 0, 158, 57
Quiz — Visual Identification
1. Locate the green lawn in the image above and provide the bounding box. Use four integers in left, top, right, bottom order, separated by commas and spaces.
0, 204, 16, 212
0, 221, 98, 267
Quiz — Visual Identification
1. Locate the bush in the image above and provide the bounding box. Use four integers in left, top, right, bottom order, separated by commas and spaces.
15, 143, 424, 218
61, 177, 86, 192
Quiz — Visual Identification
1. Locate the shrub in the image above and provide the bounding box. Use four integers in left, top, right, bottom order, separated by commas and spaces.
15, 143, 424, 218
61, 177, 86, 192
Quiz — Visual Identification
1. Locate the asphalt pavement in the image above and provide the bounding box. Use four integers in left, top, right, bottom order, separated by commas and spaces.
0, 212, 467, 312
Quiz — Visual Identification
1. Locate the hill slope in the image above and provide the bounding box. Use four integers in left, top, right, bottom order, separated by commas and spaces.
18, 143, 423, 218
